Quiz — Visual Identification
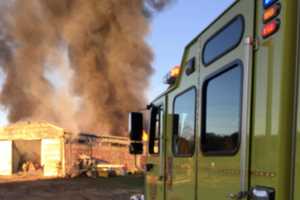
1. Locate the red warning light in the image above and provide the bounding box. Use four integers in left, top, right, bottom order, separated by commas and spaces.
261, 19, 280, 38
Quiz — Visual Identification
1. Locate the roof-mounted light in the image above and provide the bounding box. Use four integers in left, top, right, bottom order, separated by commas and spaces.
170, 66, 180, 77
163, 66, 181, 85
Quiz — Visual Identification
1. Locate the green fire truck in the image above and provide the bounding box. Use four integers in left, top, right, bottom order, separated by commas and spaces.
128, 0, 300, 199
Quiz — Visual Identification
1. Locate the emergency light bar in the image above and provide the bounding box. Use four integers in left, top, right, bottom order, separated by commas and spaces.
261, 0, 281, 39
263, 0, 278, 8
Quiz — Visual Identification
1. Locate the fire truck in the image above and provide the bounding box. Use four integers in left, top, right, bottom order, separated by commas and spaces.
128, 0, 300, 199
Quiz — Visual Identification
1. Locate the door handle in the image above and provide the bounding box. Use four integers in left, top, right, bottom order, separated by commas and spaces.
227, 191, 249, 200
146, 163, 154, 172
158, 175, 164, 181
228, 193, 238, 200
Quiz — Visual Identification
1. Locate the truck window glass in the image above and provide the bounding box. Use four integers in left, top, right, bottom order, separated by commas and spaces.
201, 64, 243, 154
202, 15, 244, 66
149, 106, 163, 155
173, 88, 196, 157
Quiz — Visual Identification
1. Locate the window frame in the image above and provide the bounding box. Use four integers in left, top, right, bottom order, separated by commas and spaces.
202, 15, 245, 66
149, 105, 163, 156
201, 60, 244, 156
172, 86, 197, 157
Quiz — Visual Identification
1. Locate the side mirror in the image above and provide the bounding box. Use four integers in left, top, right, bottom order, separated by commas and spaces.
129, 142, 143, 155
128, 112, 143, 141
149, 106, 159, 153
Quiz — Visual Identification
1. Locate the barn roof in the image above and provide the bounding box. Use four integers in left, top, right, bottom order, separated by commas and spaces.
0, 121, 69, 140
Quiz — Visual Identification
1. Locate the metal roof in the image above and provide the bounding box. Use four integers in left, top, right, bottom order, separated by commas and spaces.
0, 121, 68, 140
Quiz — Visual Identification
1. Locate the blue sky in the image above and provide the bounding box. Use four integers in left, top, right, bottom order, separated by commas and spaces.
147, 0, 235, 100
0, 1, 235, 126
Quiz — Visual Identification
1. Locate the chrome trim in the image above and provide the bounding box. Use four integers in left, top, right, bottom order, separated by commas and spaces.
240, 36, 254, 193
159, 108, 164, 179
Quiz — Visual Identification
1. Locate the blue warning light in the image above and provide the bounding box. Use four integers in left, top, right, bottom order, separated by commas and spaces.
263, 0, 278, 8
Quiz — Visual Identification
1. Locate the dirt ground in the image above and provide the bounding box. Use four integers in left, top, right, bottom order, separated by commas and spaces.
0, 175, 144, 200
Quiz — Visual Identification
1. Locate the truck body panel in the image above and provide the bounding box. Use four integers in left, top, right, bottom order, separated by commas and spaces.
141, 0, 300, 199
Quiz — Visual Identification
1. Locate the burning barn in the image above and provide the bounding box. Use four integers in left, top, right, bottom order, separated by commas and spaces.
0, 122, 142, 178
0, 122, 71, 177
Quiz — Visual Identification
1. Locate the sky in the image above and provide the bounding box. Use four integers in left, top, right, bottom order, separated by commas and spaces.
0, 0, 235, 126
147, 0, 235, 101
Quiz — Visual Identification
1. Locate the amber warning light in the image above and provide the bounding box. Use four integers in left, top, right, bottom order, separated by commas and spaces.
164, 66, 181, 85
263, 3, 281, 23
261, 19, 280, 38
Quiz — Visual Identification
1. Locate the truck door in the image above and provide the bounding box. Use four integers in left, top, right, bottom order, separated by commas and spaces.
198, 0, 254, 199
145, 98, 166, 200
166, 86, 197, 200
294, 22, 300, 200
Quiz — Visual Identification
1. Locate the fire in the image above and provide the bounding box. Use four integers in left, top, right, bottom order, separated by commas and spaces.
142, 130, 149, 142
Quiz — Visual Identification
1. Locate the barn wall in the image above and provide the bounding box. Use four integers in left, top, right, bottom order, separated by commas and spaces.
41, 139, 64, 177
64, 141, 144, 174
92, 145, 138, 170
0, 141, 12, 175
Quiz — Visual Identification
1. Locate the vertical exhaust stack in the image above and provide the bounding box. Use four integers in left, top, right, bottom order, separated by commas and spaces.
0, 0, 174, 135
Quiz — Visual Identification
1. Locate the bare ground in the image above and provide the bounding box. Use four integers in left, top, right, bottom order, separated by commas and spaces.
0, 175, 144, 200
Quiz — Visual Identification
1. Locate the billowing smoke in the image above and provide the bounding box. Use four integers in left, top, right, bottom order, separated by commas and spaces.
0, 0, 173, 135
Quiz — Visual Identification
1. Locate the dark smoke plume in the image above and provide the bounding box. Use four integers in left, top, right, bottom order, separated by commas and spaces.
0, 0, 173, 135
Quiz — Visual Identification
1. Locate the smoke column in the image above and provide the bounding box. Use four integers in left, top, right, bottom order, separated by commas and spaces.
0, 0, 173, 135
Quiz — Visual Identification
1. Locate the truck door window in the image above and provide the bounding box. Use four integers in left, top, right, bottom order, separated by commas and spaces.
201, 64, 243, 155
149, 106, 163, 155
202, 16, 244, 66
173, 88, 196, 157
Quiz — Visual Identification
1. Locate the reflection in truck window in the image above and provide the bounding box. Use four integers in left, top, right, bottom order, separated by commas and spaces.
173, 88, 196, 156
201, 63, 243, 155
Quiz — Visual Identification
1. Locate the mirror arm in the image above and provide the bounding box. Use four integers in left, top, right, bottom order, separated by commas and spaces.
147, 103, 154, 110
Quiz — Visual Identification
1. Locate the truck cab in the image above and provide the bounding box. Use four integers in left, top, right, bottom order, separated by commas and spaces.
129, 0, 300, 199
